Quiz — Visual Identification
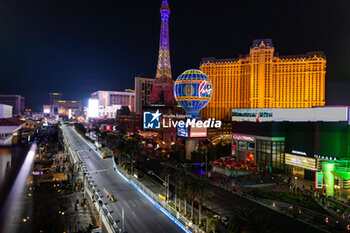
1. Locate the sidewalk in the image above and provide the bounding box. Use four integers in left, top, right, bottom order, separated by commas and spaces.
61, 188, 97, 233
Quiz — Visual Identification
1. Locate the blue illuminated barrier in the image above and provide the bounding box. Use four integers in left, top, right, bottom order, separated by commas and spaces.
115, 166, 201, 233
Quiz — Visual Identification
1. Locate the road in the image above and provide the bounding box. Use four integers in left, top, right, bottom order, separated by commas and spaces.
62, 126, 183, 233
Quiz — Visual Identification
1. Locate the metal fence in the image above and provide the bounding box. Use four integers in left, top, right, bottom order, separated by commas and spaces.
85, 175, 121, 233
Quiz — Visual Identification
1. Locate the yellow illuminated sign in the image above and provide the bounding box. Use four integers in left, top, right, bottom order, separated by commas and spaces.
285, 153, 317, 171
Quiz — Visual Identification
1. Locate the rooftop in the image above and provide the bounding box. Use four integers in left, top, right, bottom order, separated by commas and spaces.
200, 39, 326, 65
251, 38, 273, 48
0, 118, 26, 127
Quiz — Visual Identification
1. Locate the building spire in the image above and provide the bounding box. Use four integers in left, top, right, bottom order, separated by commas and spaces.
160, 0, 170, 12
149, 0, 175, 105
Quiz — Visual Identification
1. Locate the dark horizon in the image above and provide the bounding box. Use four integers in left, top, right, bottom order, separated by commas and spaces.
0, 0, 349, 111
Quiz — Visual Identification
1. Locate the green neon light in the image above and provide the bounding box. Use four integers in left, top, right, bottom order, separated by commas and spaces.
322, 162, 335, 196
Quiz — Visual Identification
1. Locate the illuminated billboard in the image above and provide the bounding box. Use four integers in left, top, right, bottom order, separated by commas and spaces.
232, 109, 273, 122
232, 107, 348, 122
177, 124, 207, 138
87, 98, 99, 118
232, 134, 255, 142
315, 172, 323, 189
285, 153, 317, 171
189, 126, 207, 138
43, 105, 51, 114
177, 124, 188, 137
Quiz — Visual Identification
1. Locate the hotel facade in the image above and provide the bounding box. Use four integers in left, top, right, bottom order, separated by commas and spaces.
200, 39, 326, 120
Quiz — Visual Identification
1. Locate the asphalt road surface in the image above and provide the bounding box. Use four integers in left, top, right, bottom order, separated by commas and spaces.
62, 126, 183, 233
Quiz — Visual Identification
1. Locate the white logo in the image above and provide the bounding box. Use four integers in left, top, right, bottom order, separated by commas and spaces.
143, 110, 161, 129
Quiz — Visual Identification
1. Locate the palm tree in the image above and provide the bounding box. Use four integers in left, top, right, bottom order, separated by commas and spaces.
112, 133, 127, 166
187, 178, 214, 225
124, 133, 141, 172
175, 169, 188, 213
187, 180, 196, 220
202, 210, 219, 233
194, 178, 213, 225
160, 166, 172, 202
209, 217, 219, 233
182, 181, 189, 216
176, 183, 184, 212
203, 210, 213, 232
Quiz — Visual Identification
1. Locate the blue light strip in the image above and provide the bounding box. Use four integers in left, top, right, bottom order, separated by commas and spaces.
73, 129, 103, 159
115, 167, 130, 183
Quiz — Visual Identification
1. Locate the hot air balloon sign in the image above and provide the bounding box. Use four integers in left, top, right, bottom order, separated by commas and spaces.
174, 69, 213, 119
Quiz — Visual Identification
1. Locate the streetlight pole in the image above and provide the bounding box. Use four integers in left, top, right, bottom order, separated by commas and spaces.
131, 153, 134, 173
167, 174, 170, 203
205, 152, 208, 176
99, 207, 103, 232
122, 208, 125, 233
83, 172, 86, 199
174, 185, 177, 209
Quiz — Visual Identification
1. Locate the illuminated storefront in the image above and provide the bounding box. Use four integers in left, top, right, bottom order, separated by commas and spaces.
232, 133, 285, 169
317, 160, 350, 197
231, 107, 350, 177
285, 152, 317, 179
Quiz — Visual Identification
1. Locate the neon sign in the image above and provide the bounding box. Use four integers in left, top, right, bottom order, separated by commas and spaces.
292, 150, 307, 156
314, 154, 337, 160
315, 172, 323, 189
232, 134, 255, 142
198, 80, 212, 97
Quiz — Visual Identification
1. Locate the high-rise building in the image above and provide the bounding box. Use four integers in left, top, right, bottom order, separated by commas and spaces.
0, 95, 25, 115
200, 39, 326, 120
149, 0, 175, 105
90, 90, 135, 118
49, 93, 62, 105
135, 77, 154, 115
52, 99, 82, 117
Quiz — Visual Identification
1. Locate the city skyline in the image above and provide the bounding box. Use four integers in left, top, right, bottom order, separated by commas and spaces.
1, 1, 350, 232
0, 0, 349, 111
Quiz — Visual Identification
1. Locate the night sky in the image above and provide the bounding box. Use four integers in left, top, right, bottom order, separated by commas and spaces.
0, 0, 349, 111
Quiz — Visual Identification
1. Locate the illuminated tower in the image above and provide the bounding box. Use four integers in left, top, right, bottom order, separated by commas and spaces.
149, 0, 175, 105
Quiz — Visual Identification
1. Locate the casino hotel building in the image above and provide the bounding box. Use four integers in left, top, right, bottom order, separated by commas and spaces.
200, 39, 326, 120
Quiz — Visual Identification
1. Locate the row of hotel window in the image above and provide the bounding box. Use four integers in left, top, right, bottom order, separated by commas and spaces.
204, 69, 324, 75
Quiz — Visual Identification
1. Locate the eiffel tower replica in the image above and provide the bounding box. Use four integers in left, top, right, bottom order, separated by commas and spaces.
149, 0, 176, 106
